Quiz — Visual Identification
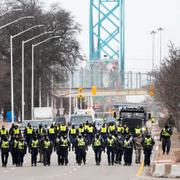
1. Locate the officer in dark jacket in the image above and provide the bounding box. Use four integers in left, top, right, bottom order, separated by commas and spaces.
75, 134, 87, 165
56, 134, 70, 165
115, 134, 124, 164
10, 135, 19, 165
17, 137, 27, 167
42, 136, 53, 166
106, 134, 116, 166
142, 133, 155, 166
30, 136, 39, 166
92, 133, 104, 165
0, 125, 9, 140
160, 123, 173, 155
24, 123, 34, 150
123, 135, 133, 166
0, 136, 10, 167
69, 125, 77, 151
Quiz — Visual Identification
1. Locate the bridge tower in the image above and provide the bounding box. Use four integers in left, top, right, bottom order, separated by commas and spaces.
89, 0, 125, 85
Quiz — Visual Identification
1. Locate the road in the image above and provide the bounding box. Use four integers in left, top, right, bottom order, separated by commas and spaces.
0, 147, 175, 180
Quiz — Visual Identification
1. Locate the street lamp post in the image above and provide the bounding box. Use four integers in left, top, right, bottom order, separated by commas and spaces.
150, 30, 156, 70
0, 15, 35, 124
157, 27, 164, 67
21, 31, 53, 122
11, 24, 44, 123
31, 36, 61, 120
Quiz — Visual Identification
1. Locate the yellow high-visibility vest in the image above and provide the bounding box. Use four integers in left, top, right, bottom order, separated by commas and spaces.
1, 141, 9, 149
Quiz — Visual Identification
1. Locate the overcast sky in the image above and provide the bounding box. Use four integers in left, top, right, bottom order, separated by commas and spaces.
40, 0, 180, 72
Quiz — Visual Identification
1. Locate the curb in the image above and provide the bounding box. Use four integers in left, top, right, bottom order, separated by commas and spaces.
152, 163, 180, 178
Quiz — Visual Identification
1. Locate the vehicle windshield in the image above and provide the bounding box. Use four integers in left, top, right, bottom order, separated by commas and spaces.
70, 115, 93, 125
121, 112, 144, 119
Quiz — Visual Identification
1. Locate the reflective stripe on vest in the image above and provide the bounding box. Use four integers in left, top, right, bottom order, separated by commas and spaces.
145, 137, 152, 145
162, 128, 171, 137
27, 127, 33, 134
61, 138, 68, 147
135, 128, 141, 134
109, 125, 115, 132
101, 127, 107, 133
1, 141, 9, 149
49, 128, 55, 134
70, 128, 76, 135
77, 138, 85, 146
94, 138, 101, 147
78, 128, 84, 133
117, 126, 124, 133
88, 127, 93, 133
107, 138, 114, 147
44, 141, 50, 149
14, 129, 20, 135
124, 139, 131, 148
60, 125, 67, 132
0, 129, 7, 135
31, 140, 39, 148
18, 141, 25, 150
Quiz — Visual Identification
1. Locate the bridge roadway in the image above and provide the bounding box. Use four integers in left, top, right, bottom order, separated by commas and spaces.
54, 88, 148, 97
0, 147, 172, 180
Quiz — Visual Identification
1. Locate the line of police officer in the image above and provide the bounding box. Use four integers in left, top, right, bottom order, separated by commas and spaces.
0, 122, 155, 167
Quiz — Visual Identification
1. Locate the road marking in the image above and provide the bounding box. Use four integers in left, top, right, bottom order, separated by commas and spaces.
136, 161, 144, 176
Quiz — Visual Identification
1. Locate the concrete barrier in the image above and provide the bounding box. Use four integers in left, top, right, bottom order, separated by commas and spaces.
152, 163, 166, 177
169, 164, 180, 177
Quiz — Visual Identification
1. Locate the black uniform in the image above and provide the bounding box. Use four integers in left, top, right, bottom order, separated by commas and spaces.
115, 135, 124, 164
69, 126, 77, 150
142, 134, 155, 166
17, 138, 27, 167
160, 124, 172, 155
75, 135, 87, 165
56, 135, 70, 165
24, 124, 34, 149
42, 137, 53, 166
0, 137, 9, 167
123, 135, 133, 166
106, 135, 116, 165
10, 136, 19, 165
92, 134, 104, 165
30, 137, 39, 166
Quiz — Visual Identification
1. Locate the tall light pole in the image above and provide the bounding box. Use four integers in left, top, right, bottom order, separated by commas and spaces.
31, 36, 61, 120
22, 31, 53, 122
150, 30, 156, 70
11, 23, 45, 124
157, 27, 164, 67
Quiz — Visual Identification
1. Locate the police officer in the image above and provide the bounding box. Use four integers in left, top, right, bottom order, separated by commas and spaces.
48, 124, 56, 146
142, 133, 155, 166
24, 123, 34, 150
100, 124, 108, 141
106, 134, 116, 166
12, 125, 21, 137
0, 136, 9, 167
124, 135, 133, 166
115, 134, 124, 164
92, 133, 104, 165
123, 124, 129, 137
17, 137, 27, 167
42, 136, 53, 166
30, 136, 39, 166
133, 133, 143, 164
37, 124, 45, 163
75, 134, 87, 165
56, 134, 70, 166
116, 123, 124, 135
60, 123, 68, 136
160, 123, 173, 155
134, 125, 141, 137
108, 123, 116, 135
87, 123, 94, 145
69, 125, 77, 151
10, 135, 19, 165
0, 125, 8, 140
78, 124, 85, 136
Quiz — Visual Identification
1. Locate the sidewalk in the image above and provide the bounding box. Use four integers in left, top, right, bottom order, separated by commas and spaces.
149, 122, 180, 178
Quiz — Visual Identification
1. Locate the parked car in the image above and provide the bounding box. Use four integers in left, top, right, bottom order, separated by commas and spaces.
54, 116, 66, 125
